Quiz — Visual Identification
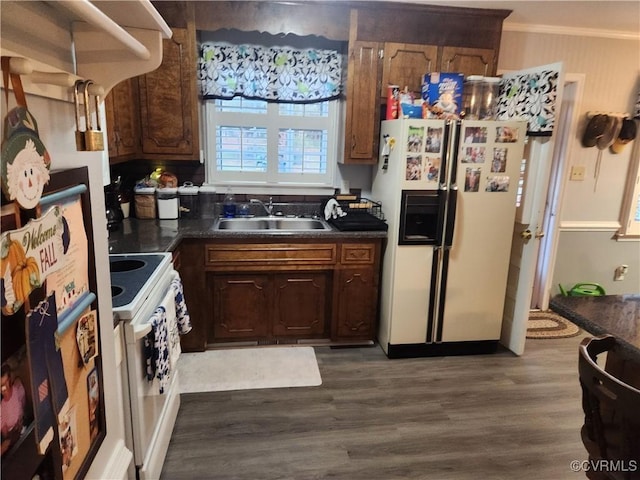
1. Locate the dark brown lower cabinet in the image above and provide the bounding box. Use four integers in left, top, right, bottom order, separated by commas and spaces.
211, 271, 330, 341
333, 243, 380, 341
272, 272, 329, 337
176, 239, 206, 352
334, 267, 378, 340
212, 274, 270, 340
178, 239, 382, 350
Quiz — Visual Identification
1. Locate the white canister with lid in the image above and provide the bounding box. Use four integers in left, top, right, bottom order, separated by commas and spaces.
156, 187, 179, 219
178, 182, 200, 219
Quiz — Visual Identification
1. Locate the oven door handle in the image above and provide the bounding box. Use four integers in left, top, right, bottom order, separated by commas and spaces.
133, 323, 152, 341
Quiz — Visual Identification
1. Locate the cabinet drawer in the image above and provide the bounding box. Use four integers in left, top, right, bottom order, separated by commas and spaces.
206, 243, 337, 268
340, 244, 376, 265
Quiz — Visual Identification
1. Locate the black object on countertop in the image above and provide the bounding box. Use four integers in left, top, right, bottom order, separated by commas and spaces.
323, 196, 388, 232
328, 211, 388, 231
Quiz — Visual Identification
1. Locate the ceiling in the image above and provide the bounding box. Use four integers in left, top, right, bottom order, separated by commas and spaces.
394, 1, 640, 36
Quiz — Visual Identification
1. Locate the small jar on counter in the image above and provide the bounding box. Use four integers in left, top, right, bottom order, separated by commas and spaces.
198, 185, 217, 218
156, 187, 179, 219
134, 186, 156, 219
178, 182, 200, 219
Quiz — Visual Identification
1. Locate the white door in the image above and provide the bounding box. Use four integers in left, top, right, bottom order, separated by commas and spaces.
498, 62, 565, 355
501, 138, 556, 354
531, 76, 585, 310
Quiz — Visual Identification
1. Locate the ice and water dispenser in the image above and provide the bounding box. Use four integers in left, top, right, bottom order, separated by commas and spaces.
398, 190, 445, 245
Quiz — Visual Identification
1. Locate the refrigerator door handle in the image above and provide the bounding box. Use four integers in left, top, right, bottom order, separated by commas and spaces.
426, 246, 441, 344
448, 120, 463, 184
439, 121, 452, 185
444, 188, 457, 247
435, 247, 451, 343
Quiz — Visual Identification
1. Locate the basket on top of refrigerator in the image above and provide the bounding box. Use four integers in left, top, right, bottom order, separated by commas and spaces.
323, 196, 388, 232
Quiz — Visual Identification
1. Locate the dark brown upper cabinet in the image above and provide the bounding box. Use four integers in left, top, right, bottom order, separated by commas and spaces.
138, 27, 200, 160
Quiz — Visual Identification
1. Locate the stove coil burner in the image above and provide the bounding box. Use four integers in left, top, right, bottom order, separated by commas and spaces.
111, 285, 124, 297
110, 259, 146, 273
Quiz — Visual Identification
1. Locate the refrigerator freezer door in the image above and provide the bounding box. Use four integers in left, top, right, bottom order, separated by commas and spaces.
374, 120, 446, 352
386, 245, 434, 345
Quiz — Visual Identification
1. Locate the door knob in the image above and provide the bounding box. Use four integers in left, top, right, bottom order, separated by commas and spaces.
535, 231, 545, 239
521, 229, 532, 240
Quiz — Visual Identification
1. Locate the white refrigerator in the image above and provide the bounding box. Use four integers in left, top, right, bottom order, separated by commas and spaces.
372, 118, 527, 358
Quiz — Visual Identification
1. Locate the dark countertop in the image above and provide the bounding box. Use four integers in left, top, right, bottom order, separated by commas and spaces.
108, 218, 388, 254
550, 294, 640, 362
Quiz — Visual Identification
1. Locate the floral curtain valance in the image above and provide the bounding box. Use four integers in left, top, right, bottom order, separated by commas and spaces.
496, 69, 560, 136
198, 42, 343, 103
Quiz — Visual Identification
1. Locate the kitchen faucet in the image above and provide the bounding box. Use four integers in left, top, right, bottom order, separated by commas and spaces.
250, 197, 274, 216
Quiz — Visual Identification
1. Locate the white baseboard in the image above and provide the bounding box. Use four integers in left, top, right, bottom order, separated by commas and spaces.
85, 438, 132, 480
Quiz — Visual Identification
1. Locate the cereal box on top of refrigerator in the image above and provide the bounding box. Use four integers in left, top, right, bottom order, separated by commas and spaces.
423, 72, 464, 119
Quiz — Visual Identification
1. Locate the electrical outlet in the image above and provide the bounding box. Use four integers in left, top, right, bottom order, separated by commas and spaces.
570, 165, 586, 181
614, 264, 629, 281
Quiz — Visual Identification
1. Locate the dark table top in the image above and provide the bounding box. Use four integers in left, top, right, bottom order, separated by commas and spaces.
550, 294, 640, 363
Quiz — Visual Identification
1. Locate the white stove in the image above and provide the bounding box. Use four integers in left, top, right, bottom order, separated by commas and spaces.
109, 252, 180, 480
110, 253, 173, 319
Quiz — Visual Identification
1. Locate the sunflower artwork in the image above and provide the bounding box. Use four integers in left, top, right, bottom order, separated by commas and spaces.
1, 206, 65, 315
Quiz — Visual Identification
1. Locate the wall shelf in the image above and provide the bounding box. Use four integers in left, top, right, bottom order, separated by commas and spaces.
0, 0, 171, 103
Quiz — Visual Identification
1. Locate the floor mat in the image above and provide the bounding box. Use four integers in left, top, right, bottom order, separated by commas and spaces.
178, 346, 322, 393
526, 310, 581, 339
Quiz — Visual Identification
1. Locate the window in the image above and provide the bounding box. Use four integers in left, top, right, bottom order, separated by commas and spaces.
204, 97, 339, 191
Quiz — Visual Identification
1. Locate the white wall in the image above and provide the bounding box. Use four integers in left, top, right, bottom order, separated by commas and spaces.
498, 29, 640, 295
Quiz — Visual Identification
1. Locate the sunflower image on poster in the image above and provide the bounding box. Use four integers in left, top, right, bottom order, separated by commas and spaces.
0, 207, 65, 315
1, 107, 51, 209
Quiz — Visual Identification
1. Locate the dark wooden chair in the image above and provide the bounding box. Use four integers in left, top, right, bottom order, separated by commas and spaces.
579, 335, 640, 480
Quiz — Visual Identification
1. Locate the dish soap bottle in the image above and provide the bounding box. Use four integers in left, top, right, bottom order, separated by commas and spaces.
223, 187, 236, 218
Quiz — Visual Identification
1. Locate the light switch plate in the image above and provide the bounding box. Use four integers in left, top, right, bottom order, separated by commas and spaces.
570, 165, 586, 181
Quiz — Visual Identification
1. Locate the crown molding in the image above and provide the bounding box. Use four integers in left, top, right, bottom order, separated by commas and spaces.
503, 22, 640, 41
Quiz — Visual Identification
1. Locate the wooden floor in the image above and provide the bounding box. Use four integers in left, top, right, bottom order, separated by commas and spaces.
161, 334, 589, 480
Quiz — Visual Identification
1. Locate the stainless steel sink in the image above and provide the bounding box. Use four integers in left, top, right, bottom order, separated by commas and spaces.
216, 218, 270, 230
214, 217, 332, 231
